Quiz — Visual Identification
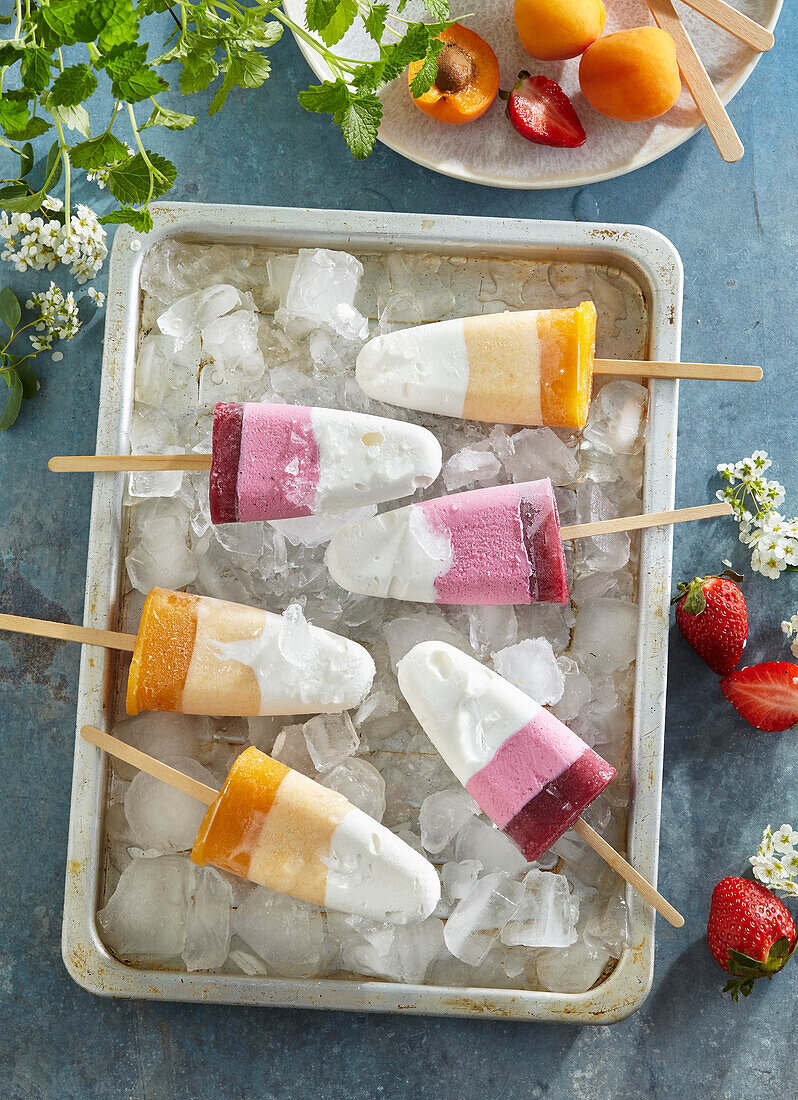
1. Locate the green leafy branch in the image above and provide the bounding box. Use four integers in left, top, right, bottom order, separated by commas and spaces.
0, 0, 455, 231
0, 287, 40, 430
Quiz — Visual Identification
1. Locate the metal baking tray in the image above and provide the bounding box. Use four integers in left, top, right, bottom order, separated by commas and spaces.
62, 202, 681, 1024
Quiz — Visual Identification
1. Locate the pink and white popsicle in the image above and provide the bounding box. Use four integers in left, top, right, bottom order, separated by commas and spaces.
209, 402, 442, 524
325, 480, 569, 606
397, 642, 616, 861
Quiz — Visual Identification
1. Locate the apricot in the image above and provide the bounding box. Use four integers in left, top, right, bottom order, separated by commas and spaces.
514, 0, 606, 61
579, 27, 682, 122
408, 24, 500, 125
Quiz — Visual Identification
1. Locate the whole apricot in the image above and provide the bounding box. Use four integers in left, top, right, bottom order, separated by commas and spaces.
408, 24, 500, 125
579, 27, 682, 122
514, 0, 606, 61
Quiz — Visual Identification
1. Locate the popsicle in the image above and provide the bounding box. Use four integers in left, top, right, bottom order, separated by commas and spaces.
326, 480, 569, 606
127, 588, 375, 716
50, 403, 443, 523
355, 300, 762, 429
82, 727, 440, 924
396, 643, 683, 926
398, 641, 615, 859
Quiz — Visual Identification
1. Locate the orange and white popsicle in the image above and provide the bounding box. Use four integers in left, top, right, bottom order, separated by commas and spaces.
126, 588, 374, 717
356, 301, 597, 429
191, 745, 440, 922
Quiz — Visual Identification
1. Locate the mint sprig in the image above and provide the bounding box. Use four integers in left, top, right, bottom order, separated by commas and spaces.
0, 1, 456, 230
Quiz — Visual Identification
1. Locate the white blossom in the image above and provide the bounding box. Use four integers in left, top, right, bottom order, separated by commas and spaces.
717, 452, 798, 579
750, 824, 798, 896
87, 287, 105, 308
1, 201, 107, 283
26, 281, 82, 351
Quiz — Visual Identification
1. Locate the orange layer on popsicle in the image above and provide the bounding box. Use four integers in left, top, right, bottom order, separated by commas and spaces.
539, 299, 596, 429
126, 587, 198, 715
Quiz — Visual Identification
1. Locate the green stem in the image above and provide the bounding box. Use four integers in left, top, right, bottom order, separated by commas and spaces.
54, 119, 71, 224
126, 102, 167, 202
271, 11, 360, 73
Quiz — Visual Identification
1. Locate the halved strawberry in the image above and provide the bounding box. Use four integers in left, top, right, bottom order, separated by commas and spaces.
720, 662, 798, 732
501, 72, 586, 148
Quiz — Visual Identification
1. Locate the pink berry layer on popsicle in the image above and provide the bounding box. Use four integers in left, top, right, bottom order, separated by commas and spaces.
397, 642, 616, 862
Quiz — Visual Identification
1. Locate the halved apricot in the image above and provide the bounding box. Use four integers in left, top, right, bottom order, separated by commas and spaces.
514, 0, 606, 61
408, 24, 500, 125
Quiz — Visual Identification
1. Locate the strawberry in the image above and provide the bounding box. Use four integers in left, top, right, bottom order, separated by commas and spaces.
720, 661, 798, 731
501, 73, 586, 148
673, 571, 747, 675
707, 877, 796, 1000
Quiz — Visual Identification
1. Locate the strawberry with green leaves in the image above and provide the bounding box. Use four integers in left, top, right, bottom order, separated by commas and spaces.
707, 877, 796, 1000
673, 570, 747, 675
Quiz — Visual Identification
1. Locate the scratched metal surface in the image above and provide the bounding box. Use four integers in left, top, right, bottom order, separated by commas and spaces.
0, 5, 796, 1093
61, 204, 678, 1023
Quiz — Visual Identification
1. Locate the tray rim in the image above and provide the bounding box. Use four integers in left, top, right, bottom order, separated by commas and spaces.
61, 201, 682, 1024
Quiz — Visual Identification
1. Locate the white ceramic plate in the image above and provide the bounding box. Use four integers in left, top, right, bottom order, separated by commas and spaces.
283, 0, 782, 188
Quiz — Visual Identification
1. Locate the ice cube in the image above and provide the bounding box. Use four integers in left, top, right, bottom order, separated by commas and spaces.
493, 637, 565, 706
275, 249, 369, 341
127, 406, 184, 499
125, 498, 197, 594
582, 881, 631, 959
515, 603, 575, 654
266, 254, 296, 307
467, 605, 518, 659
98, 855, 191, 958
233, 887, 326, 978
570, 599, 638, 674
271, 724, 317, 776
535, 940, 611, 994
575, 480, 630, 573
184, 866, 232, 971
419, 789, 479, 855
111, 713, 212, 781
134, 333, 201, 411
123, 757, 219, 852
321, 758, 386, 821
202, 309, 263, 372
105, 801, 137, 873
500, 869, 578, 948
552, 656, 592, 722
583, 381, 648, 455
334, 914, 444, 983
442, 446, 501, 491
504, 428, 578, 486
302, 712, 359, 771
443, 873, 520, 965
442, 860, 483, 904
454, 818, 530, 877
383, 613, 472, 672
157, 284, 241, 346
272, 505, 377, 548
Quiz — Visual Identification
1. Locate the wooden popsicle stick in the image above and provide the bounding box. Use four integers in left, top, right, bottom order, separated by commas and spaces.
573, 818, 684, 928
646, 0, 744, 163
594, 359, 762, 382
81, 725, 218, 805
0, 612, 137, 651
678, 0, 774, 52
49, 453, 212, 473
560, 501, 732, 541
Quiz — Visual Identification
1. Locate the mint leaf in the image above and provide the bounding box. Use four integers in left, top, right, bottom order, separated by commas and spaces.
21, 48, 53, 93
5, 116, 51, 141
107, 151, 176, 205
306, 0, 339, 32
179, 50, 217, 95
98, 0, 139, 51
0, 370, 23, 431
19, 142, 34, 177
70, 132, 130, 170
381, 24, 430, 81
49, 63, 97, 107
298, 82, 350, 114
0, 192, 48, 214
421, 0, 450, 18
409, 40, 443, 98
102, 42, 148, 80
0, 96, 30, 137
335, 93, 381, 159
47, 100, 91, 137
0, 288, 21, 331
229, 52, 272, 90
35, 0, 82, 48
307, 0, 358, 46
14, 358, 38, 400
0, 43, 22, 67
99, 206, 154, 233
112, 66, 167, 103
141, 103, 196, 131
364, 4, 389, 42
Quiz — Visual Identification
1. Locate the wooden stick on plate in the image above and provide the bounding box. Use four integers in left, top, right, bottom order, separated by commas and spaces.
679, 0, 774, 52
646, 0, 745, 163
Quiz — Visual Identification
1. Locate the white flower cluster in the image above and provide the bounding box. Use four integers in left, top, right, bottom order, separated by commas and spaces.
750, 824, 798, 897
1, 203, 108, 283
717, 452, 798, 579
25, 282, 81, 351
782, 613, 798, 659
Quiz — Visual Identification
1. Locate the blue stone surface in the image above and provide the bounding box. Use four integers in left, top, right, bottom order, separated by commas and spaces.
0, 7, 796, 1096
